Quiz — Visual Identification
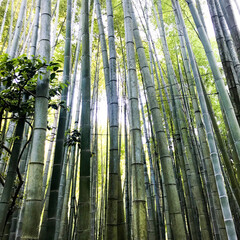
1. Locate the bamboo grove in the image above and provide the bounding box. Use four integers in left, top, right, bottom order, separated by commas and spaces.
0, 0, 240, 239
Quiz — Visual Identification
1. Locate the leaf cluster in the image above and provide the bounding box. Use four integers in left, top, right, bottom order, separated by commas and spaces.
64, 129, 81, 147
0, 54, 63, 116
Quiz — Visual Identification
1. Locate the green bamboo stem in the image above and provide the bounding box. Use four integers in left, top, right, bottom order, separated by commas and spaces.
9, 0, 26, 58
0, 120, 16, 178
95, 0, 120, 237
67, 147, 80, 240
154, 1, 212, 238
215, 0, 240, 85
90, 46, 100, 240
0, 117, 25, 239
207, 0, 240, 124
122, 0, 148, 238
172, 2, 227, 238
76, 0, 91, 237
121, 60, 131, 240
0, 0, 10, 43
9, 128, 31, 240
139, 87, 157, 240
63, 70, 82, 240
195, 0, 208, 36
6, 0, 14, 54
201, 73, 240, 206
117, 154, 126, 240
51, 0, 60, 58
134, 3, 190, 238
22, 0, 51, 238
176, 1, 238, 238
218, 0, 240, 61
17, 0, 35, 55
46, 0, 71, 238
15, 139, 32, 239
106, 0, 121, 237
186, 0, 240, 166
143, 152, 156, 240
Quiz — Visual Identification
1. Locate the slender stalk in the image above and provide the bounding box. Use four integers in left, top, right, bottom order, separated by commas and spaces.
218, 0, 240, 61
95, 0, 120, 237
215, 0, 240, 106
123, 0, 149, 238
0, 0, 10, 43
195, 0, 208, 36
21, 0, 51, 238
172, 2, 227, 238
186, 0, 240, 164
46, 0, 71, 237
0, 117, 25, 238
176, 1, 238, 238
200, 70, 240, 206
91, 85, 98, 240
207, 0, 240, 124
0, 121, 16, 177
76, 0, 91, 238
139, 91, 157, 240
106, 0, 120, 237
6, 0, 14, 54
51, 0, 60, 58
9, 0, 27, 58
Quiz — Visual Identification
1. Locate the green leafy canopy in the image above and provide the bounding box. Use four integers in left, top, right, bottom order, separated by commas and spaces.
0, 54, 63, 117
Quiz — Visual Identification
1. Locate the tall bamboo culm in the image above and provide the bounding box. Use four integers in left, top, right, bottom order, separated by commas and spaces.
21, 0, 51, 238
76, 0, 91, 238
131, 5, 187, 239
175, 1, 238, 238
122, 0, 147, 238
186, 0, 240, 164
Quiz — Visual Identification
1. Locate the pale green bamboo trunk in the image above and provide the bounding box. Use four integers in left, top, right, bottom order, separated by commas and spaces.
14, 123, 32, 239
95, 0, 120, 238
207, 0, 240, 124
68, 149, 80, 240
186, 0, 240, 165
122, 0, 147, 238
172, 1, 228, 238
21, 0, 51, 238
0, 117, 25, 239
0, 0, 10, 43
176, 1, 238, 238
195, 0, 208, 35
46, 0, 71, 238
143, 153, 156, 240
10, 3, 41, 237
123, 67, 131, 240
153, 1, 211, 238
51, 0, 60, 58
139, 84, 157, 239
76, 0, 91, 238
219, 0, 240, 61
202, 75, 240, 207
9, 0, 27, 58
105, 0, 121, 236
0, 120, 16, 181
215, 0, 240, 85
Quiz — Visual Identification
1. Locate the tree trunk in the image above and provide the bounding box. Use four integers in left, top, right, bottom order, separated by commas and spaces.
176, 1, 238, 238
76, 0, 91, 238
21, 0, 51, 238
